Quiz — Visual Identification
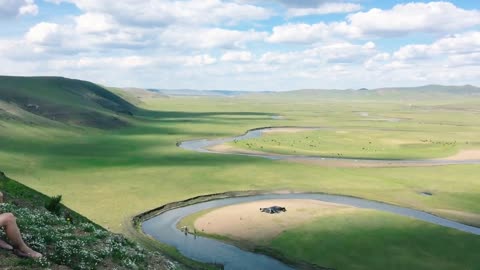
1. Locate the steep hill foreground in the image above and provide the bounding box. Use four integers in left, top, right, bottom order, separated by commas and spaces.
0, 171, 177, 270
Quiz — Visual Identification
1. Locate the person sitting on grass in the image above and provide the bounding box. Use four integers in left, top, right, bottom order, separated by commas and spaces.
0, 191, 43, 259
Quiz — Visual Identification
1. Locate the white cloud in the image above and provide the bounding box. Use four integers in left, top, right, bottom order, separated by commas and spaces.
260, 51, 298, 64
348, 2, 480, 37
0, 0, 38, 17
365, 31, 480, 73
48, 0, 271, 26
160, 27, 266, 49
287, 2, 362, 17
267, 23, 329, 43
448, 53, 480, 67
75, 13, 116, 33
270, 0, 332, 8
25, 22, 62, 45
268, 2, 480, 44
183, 54, 217, 66
23, 19, 153, 53
364, 52, 390, 70
393, 32, 480, 61
393, 44, 433, 61
49, 56, 153, 69
221, 51, 253, 62
260, 41, 376, 66
304, 41, 376, 63
267, 21, 360, 43
362, 41, 375, 50
432, 31, 480, 54
5, 1, 480, 90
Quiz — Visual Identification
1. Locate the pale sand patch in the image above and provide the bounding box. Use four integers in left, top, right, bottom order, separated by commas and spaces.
194, 199, 356, 243
440, 150, 480, 161
284, 158, 393, 168
207, 144, 469, 168
262, 127, 317, 134
207, 144, 268, 155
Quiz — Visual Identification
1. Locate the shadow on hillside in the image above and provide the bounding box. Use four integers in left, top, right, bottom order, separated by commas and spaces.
40, 151, 264, 170
0, 125, 268, 170
136, 109, 272, 119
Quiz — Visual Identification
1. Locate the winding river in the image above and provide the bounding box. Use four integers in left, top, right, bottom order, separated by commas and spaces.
178, 127, 480, 167
142, 193, 480, 270
141, 127, 480, 270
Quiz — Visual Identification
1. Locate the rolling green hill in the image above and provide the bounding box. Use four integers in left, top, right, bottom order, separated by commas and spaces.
0, 76, 136, 129
274, 84, 480, 102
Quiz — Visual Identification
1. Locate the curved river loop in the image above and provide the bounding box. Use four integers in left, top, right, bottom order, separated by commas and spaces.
178, 127, 480, 167
140, 127, 480, 270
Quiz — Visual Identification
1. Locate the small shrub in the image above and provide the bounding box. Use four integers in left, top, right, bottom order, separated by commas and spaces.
45, 195, 63, 216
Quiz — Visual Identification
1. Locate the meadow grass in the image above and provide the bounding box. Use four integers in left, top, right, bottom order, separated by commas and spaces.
230, 127, 479, 159
1, 90, 480, 268
269, 210, 480, 270
181, 207, 480, 270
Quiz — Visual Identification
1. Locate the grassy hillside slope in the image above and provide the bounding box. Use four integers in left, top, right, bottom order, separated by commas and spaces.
0, 76, 135, 129
0, 172, 176, 270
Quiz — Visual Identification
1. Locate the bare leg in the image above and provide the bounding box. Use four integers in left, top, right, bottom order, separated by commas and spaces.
0, 238, 13, 250
0, 213, 42, 258
0, 192, 13, 250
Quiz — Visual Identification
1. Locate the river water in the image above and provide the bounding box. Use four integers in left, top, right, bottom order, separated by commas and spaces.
179, 127, 480, 166
143, 193, 480, 270
141, 127, 480, 269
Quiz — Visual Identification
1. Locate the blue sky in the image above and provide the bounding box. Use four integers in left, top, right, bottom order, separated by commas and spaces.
1, 0, 480, 90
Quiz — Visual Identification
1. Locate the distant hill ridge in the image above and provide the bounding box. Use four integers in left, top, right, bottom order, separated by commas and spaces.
147, 88, 272, 97
0, 76, 136, 129
374, 84, 480, 92
295, 84, 480, 92
278, 84, 480, 98
141, 85, 480, 97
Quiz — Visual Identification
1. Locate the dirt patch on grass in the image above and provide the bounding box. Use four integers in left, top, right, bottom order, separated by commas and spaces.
434, 209, 480, 227
262, 127, 317, 134
282, 158, 453, 168
440, 150, 480, 161
207, 144, 268, 155
207, 144, 465, 168
193, 199, 356, 243
284, 158, 395, 168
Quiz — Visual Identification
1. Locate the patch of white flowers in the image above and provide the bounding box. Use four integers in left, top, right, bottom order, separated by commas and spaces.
0, 203, 157, 270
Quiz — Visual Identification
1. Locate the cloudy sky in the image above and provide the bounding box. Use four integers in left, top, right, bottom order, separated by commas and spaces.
1, 0, 479, 90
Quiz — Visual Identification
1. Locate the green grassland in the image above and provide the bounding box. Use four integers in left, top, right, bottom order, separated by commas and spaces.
269, 210, 480, 270
230, 127, 479, 160
1, 76, 480, 269
181, 207, 480, 270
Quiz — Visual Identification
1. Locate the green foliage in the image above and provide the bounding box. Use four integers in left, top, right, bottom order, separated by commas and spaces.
0, 203, 163, 270
45, 195, 62, 216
